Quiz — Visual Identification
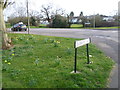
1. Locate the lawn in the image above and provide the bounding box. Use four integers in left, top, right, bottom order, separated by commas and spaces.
6, 23, 118, 29
6, 23, 11, 28
70, 24, 83, 28
2, 33, 115, 88
30, 24, 47, 28
90, 26, 119, 29
70, 24, 118, 29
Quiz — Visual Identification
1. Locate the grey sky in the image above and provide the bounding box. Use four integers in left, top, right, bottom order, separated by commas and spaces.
4, 0, 119, 20
32, 0, 119, 16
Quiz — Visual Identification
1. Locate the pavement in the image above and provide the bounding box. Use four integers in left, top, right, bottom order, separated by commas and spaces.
8, 28, 119, 88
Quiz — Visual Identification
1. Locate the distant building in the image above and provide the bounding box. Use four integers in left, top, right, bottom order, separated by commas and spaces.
87, 15, 115, 22
103, 16, 115, 22
70, 16, 82, 24
40, 20, 49, 25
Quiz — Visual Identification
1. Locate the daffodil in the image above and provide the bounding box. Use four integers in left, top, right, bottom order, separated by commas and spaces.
4, 60, 7, 63
57, 41, 60, 44
8, 62, 11, 65
12, 54, 15, 56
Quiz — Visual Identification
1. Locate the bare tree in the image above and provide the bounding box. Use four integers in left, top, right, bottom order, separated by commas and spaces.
53, 8, 65, 16
41, 3, 66, 24
41, 4, 52, 23
29, 10, 43, 24
16, 7, 27, 17
0, 0, 14, 49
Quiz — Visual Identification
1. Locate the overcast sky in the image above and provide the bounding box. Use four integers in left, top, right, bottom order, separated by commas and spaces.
4, 0, 119, 20
32, 0, 119, 16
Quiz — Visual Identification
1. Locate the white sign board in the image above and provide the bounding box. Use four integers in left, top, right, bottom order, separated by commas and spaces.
75, 38, 91, 48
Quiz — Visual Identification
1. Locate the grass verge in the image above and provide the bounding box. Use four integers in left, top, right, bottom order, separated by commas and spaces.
2, 33, 115, 88
70, 24, 83, 28
6, 23, 118, 29
70, 24, 118, 29
86, 27, 119, 29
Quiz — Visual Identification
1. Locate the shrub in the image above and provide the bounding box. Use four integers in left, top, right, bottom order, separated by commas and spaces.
51, 15, 69, 28
8, 17, 28, 26
8, 16, 39, 26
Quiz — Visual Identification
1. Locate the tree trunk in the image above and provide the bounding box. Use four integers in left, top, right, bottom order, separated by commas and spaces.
0, 0, 12, 50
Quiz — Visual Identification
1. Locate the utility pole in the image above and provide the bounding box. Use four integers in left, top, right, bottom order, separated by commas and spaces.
27, 0, 30, 34
118, 1, 120, 16
93, 12, 95, 28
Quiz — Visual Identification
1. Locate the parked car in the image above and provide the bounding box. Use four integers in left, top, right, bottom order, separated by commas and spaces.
11, 23, 27, 31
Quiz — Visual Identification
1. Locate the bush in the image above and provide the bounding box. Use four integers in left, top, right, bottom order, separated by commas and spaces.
8, 17, 28, 26
8, 16, 39, 26
30, 17, 39, 26
96, 21, 118, 27
51, 15, 69, 28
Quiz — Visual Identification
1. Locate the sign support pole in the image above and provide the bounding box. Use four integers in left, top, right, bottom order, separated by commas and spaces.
86, 44, 90, 64
74, 48, 77, 73
72, 38, 91, 73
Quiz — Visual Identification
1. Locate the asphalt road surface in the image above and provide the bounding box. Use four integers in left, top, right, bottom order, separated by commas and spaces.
8, 28, 119, 88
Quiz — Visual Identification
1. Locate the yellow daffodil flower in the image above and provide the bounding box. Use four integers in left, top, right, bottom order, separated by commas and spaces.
57, 41, 60, 44
8, 62, 11, 65
12, 54, 15, 56
4, 60, 7, 63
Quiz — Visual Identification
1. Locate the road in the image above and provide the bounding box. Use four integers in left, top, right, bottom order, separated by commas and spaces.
8, 28, 119, 88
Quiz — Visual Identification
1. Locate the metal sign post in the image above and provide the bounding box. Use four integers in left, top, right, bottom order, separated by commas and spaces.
73, 38, 91, 73
74, 47, 77, 73
86, 44, 90, 64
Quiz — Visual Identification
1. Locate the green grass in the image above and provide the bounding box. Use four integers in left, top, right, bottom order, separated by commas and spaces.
6, 23, 118, 29
90, 26, 119, 29
83, 26, 119, 29
30, 24, 47, 28
70, 24, 118, 29
70, 24, 83, 28
6, 23, 11, 28
29, 26, 40, 28
2, 33, 115, 88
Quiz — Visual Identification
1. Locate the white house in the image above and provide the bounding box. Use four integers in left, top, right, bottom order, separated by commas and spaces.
103, 16, 115, 22
70, 16, 82, 23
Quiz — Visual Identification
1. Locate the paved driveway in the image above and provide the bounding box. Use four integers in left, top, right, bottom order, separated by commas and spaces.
8, 28, 119, 88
